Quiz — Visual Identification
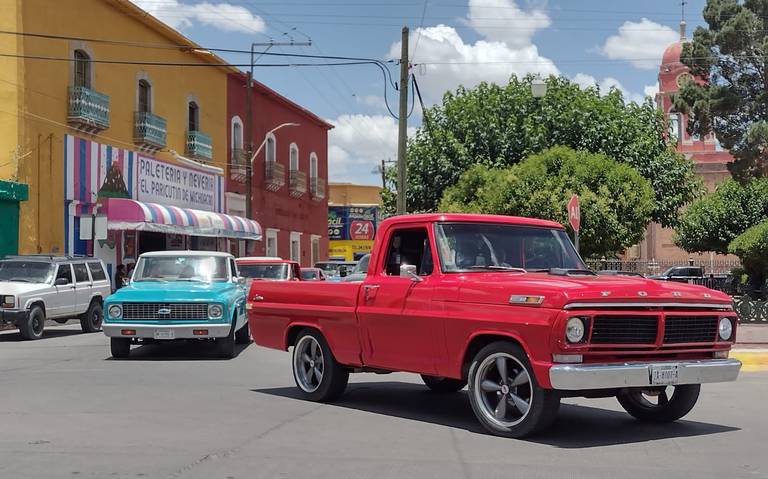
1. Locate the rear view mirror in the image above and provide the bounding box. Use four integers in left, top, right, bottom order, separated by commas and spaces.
237, 276, 247, 286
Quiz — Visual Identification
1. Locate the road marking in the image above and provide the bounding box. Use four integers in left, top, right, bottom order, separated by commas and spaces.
731, 350, 768, 371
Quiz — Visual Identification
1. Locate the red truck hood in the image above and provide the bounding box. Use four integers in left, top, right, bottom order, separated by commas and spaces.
457, 272, 732, 309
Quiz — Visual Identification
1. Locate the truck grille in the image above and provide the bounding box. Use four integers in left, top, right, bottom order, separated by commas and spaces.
122, 302, 208, 320
590, 315, 658, 344
663, 315, 718, 343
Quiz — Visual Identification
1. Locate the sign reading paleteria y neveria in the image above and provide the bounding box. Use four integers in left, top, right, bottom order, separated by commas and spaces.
136, 156, 222, 212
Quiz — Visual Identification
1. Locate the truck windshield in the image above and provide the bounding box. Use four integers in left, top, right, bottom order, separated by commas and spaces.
133, 256, 228, 282
239, 263, 289, 280
435, 223, 586, 273
0, 261, 54, 283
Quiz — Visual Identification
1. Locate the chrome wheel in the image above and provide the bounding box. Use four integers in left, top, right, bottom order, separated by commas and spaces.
473, 352, 532, 428
294, 335, 324, 393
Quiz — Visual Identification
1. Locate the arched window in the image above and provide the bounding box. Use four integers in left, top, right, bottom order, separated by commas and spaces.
74, 50, 91, 88
138, 79, 151, 113
231, 117, 243, 150
289, 143, 299, 171
668, 112, 681, 143
309, 152, 318, 181
265, 133, 276, 163
188, 101, 199, 132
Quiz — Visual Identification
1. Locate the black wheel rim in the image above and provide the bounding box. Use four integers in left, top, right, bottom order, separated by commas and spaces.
92, 309, 102, 328
32, 314, 43, 335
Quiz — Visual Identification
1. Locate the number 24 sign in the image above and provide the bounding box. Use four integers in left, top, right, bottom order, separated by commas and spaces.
350, 220, 374, 240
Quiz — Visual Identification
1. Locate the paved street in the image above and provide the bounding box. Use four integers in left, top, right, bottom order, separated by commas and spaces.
1, 324, 767, 479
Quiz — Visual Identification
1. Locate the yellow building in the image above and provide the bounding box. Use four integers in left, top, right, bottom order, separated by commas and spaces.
0, 0, 259, 276
327, 182, 381, 261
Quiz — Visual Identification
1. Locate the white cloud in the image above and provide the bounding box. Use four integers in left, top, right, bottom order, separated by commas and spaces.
466, 0, 551, 48
327, 114, 416, 184
131, 0, 265, 33
392, 24, 558, 104
572, 73, 657, 104
643, 82, 659, 99
600, 18, 678, 70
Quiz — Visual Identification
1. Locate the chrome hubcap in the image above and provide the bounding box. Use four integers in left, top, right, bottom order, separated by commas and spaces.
294, 336, 324, 393
474, 353, 532, 427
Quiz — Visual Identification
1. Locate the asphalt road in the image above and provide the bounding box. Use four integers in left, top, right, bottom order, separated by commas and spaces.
1, 324, 767, 479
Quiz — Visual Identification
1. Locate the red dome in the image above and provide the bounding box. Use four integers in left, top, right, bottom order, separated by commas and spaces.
661, 41, 682, 67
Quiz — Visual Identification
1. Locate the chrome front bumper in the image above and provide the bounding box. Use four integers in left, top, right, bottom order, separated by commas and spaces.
103, 322, 231, 339
549, 359, 742, 390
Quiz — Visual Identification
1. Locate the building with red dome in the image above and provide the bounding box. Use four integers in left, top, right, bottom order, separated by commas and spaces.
633, 21, 734, 264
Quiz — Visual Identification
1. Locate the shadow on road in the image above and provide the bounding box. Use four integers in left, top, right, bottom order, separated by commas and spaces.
0, 327, 87, 342
252, 381, 739, 447
107, 340, 252, 361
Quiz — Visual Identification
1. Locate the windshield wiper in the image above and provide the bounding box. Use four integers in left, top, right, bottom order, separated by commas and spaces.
175, 278, 207, 282
469, 265, 528, 273
9, 278, 32, 283
135, 278, 167, 282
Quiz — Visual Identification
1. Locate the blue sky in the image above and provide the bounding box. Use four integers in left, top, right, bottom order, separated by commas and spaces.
132, 0, 708, 185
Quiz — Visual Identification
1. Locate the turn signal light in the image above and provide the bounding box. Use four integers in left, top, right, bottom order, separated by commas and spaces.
121, 329, 136, 336
193, 329, 208, 336
713, 350, 729, 359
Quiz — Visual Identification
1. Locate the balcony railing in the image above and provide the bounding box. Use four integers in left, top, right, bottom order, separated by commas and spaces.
186, 130, 213, 161
310, 177, 326, 200
265, 161, 286, 191
289, 169, 307, 198
229, 148, 247, 182
134, 111, 167, 152
68, 86, 110, 133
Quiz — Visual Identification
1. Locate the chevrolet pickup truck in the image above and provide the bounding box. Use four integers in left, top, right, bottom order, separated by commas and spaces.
247, 213, 741, 438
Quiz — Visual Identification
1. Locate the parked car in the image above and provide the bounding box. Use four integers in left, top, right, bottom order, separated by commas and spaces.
236, 258, 301, 286
247, 213, 741, 438
0, 255, 111, 339
596, 270, 645, 277
103, 251, 249, 359
314, 261, 357, 280
300, 268, 326, 281
341, 254, 369, 282
649, 266, 706, 282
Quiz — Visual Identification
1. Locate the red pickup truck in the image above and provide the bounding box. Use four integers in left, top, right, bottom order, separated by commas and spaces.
247, 213, 741, 438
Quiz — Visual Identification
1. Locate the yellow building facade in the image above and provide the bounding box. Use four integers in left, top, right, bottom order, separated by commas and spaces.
0, 0, 238, 270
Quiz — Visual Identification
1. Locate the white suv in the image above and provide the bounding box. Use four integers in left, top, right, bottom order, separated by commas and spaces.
0, 256, 112, 339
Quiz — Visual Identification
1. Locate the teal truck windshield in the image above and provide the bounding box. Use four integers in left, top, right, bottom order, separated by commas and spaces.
134, 256, 227, 282
435, 223, 585, 272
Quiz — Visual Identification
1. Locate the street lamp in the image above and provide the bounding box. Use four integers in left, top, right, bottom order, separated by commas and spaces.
531, 75, 547, 98
245, 122, 301, 220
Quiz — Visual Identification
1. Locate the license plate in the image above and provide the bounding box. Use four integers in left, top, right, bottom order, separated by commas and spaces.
650, 364, 679, 385
153, 329, 175, 340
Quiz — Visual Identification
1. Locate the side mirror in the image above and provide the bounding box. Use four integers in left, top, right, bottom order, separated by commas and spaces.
400, 264, 423, 282
339, 266, 348, 277
237, 276, 247, 286
55, 278, 69, 286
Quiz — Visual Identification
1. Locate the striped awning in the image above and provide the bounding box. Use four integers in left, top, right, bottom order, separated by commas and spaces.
103, 198, 261, 240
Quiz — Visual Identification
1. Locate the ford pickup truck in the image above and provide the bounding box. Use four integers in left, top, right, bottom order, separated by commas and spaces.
247, 213, 741, 438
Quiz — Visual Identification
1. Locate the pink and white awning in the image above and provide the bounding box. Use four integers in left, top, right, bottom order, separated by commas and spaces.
103, 198, 261, 240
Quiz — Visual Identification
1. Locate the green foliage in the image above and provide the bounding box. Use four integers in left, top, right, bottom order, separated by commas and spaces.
674, 178, 768, 253
729, 220, 768, 276
393, 75, 698, 227
677, 0, 768, 178
440, 146, 655, 257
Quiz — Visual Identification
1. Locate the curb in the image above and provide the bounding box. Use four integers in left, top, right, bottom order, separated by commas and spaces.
731, 349, 768, 371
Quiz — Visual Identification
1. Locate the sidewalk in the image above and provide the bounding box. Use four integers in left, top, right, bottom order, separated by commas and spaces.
732, 324, 768, 370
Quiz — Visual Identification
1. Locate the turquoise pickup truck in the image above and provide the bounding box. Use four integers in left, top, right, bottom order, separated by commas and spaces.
103, 251, 249, 359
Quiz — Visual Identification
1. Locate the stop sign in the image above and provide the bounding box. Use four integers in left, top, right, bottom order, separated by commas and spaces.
568, 194, 580, 232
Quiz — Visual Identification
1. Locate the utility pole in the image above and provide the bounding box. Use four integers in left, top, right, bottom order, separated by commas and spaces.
396, 26, 409, 215
244, 41, 310, 221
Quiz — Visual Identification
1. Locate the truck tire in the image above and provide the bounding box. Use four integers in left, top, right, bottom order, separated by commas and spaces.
617, 385, 700, 423
235, 321, 251, 344
110, 338, 131, 358
421, 375, 467, 393
468, 341, 560, 438
216, 318, 237, 359
80, 301, 103, 333
292, 329, 349, 402
19, 306, 45, 340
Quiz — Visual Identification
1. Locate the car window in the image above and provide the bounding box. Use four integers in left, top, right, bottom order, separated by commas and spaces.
56, 264, 73, 284
87, 262, 107, 281
384, 228, 432, 276
73, 263, 90, 283
229, 258, 238, 279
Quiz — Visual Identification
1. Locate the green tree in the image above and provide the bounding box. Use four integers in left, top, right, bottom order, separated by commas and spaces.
440, 146, 655, 257
396, 75, 698, 226
728, 220, 768, 282
677, 0, 768, 178
674, 178, 768, 253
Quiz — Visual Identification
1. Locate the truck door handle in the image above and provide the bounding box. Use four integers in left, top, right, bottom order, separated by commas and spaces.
363, 284, 379, 301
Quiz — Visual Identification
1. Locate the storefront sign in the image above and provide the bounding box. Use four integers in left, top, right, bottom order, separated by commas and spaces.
328, 206, 378, 241
137, 156, 220, 211
328, 240, 373, 261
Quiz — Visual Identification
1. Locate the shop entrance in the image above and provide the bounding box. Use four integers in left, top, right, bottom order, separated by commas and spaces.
138, 231, 166, 255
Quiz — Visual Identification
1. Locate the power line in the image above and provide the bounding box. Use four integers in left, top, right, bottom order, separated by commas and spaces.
411, 0, 429, 62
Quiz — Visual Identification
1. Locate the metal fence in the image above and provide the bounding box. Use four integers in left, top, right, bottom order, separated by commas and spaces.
586, 258, 742, 276
733, 297, 768, 324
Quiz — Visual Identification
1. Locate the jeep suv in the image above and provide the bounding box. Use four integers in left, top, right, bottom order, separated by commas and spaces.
0, 255, 112, 339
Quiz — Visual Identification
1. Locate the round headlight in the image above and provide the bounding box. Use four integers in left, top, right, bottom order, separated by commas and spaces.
108, 304, 122, 319
718, 317, 733, 341
565, 317, 586, 343
208, 304, 223, 319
